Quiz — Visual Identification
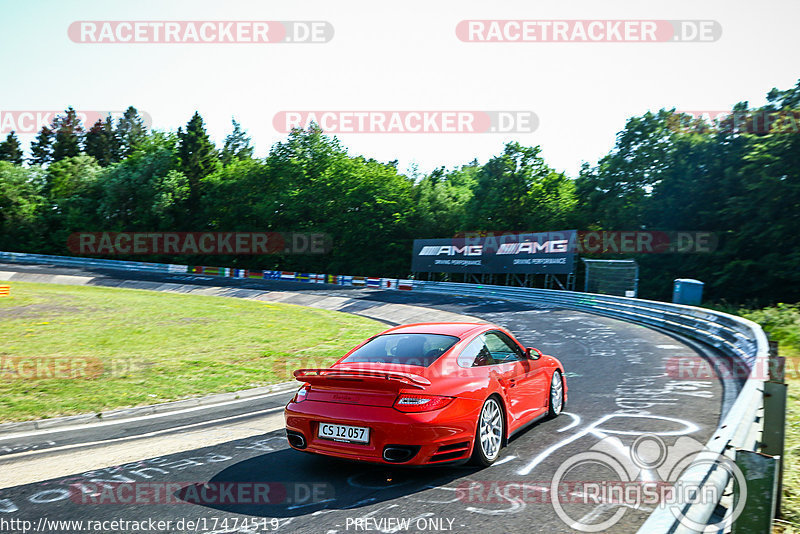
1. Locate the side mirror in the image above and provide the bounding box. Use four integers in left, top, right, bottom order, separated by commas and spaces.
526, 347, 543, 360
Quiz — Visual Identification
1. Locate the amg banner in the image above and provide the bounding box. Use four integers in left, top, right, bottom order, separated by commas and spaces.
411, 230, 577, 275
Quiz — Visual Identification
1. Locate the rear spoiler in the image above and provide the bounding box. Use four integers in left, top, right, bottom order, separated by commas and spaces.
293, 368, 431, 390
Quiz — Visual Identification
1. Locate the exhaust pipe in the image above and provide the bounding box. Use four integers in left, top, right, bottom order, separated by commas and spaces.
382, 445, 420, 463
286, 430, 307, 449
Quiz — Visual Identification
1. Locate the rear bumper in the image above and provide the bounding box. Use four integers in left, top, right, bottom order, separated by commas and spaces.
284, 398, 480, 465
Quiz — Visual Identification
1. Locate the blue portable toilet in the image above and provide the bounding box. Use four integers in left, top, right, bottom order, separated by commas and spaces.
673, 279, 704, 305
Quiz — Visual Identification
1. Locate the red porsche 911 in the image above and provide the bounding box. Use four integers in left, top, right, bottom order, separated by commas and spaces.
284, 322, 566, 466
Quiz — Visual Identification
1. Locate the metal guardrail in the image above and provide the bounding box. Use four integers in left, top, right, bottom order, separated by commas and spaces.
0, 251, 771, 531
0, 251, 188, 274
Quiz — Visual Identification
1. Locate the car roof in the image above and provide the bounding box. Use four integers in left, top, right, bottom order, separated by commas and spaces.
378, 322, 491, 338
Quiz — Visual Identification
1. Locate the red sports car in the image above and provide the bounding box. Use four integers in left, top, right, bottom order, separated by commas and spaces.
284, 322, 566, 466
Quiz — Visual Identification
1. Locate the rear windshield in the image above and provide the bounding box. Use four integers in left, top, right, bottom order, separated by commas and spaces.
341, 333, 459, 367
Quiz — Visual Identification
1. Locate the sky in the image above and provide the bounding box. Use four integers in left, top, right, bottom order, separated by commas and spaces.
1, 0, 798, 178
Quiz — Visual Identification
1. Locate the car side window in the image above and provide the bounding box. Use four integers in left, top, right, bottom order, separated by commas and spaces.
497, 331, 526, 359
457, 336, 495, 367
484, 332, 525, 363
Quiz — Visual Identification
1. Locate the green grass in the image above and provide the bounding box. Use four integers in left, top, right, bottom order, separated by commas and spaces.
0, 281, 384, 422
731, 303, 800, 532
777, 367, 800, 533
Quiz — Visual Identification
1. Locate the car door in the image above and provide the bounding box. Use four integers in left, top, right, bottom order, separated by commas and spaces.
456, 333, 519, 417
486, 331, 548, 425
481, 331, 531, 424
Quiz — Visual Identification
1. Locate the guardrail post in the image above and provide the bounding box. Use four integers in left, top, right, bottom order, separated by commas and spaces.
768, 340, 783, 382
762, 340, 787, 518
732, 450, 780, 534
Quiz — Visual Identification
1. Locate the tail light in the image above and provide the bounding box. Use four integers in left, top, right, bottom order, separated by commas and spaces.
393, 394, 454, 412
293, 384, 310, 403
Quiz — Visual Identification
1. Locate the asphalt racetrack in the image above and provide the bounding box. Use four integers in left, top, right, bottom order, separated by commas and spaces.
0, 262, 738, 533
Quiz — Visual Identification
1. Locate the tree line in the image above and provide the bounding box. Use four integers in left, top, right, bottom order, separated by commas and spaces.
1, 80, 799, 304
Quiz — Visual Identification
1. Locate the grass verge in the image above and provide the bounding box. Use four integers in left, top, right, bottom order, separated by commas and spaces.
0, 281, 384, 422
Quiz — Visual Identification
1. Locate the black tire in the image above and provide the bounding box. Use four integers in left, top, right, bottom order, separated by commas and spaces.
470, 396, 505, 467
547, 370, 564, 418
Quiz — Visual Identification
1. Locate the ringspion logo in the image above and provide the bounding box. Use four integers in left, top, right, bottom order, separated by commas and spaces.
550, 434, 746, 531
68, 21, 334, 44
456, 20, 721, 42
273, 111, 538, 134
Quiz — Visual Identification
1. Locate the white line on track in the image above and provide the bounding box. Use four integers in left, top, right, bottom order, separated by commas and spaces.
493, 455, 516, 466
0, 406, 285, 462
0, 386, 297, 441
556, 412, 580, 432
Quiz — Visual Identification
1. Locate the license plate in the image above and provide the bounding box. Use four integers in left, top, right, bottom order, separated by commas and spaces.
318, 423, 370, 444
